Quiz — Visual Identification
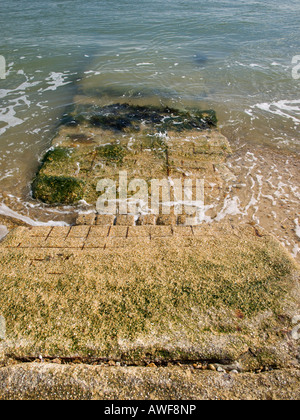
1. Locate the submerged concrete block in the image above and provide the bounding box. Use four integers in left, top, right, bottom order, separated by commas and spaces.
31, 104, 231, 215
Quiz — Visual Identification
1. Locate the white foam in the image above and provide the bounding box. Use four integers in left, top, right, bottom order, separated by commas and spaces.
249, 63, 266, 69
250, 100, 300, 124
292, 244, 299, 258
0, 204, 69, 227
44, 72, 72, 91
295, 219, 300, 239
0, 75, 42, 135
0, 79, 41, 99
215, 196, 242, 221
84, 70, 101, 76
0, 105, 24, 136
0, 225, 8, 241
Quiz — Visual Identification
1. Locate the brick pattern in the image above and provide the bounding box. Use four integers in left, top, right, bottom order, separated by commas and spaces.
76, 214, 201, 227
0, 225, 204, 250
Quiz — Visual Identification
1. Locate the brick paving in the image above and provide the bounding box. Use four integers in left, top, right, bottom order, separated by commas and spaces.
0, 225, 207, 250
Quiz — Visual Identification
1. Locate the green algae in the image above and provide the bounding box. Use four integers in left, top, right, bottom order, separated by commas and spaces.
160, 109, 217, 132
90, 115, 139, 132
0, 223, 298, 370
41, 148, 72, 164
32, 175, 85, 205
61, 104, 217, 133
31, 104, 226, 205
96, 144, 126, 164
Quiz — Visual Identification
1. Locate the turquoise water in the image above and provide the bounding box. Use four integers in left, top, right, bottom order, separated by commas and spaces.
0, 0, 299, 221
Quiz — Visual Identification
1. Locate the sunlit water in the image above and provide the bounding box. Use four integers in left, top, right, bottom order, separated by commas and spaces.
0, 0, 299, 225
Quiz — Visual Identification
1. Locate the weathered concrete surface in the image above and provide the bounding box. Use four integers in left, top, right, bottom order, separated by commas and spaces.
32, 103, 232, 207
1, 103, 299, 399
0, 214, 29, 231
0, 363, 299, 400
0, 223, 299, 374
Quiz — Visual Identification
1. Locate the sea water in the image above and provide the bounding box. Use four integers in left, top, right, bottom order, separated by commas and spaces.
0, 0, 299, 223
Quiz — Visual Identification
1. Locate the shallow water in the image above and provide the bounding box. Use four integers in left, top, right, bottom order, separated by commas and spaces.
0, 0, 299, 228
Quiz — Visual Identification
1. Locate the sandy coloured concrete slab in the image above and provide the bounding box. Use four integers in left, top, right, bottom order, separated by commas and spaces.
0, 364, 299, 400
0, 223, 299, 373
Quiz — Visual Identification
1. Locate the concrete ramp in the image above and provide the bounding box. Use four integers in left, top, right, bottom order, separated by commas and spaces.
0, 223, 299, 375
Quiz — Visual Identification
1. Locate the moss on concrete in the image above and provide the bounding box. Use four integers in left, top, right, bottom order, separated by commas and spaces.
32, 175, 85, 205
30, 103, 231, 206
96, 144, 126, 165
0, 224, 298, 371
41, 148, 72, 164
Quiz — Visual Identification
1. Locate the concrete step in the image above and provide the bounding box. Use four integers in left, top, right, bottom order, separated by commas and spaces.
0, 222, 299, 374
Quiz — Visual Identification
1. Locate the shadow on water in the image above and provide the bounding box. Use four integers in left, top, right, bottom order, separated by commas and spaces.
77, 84, 184, 104
71, 82, 212, 118
193, 53, 208, 67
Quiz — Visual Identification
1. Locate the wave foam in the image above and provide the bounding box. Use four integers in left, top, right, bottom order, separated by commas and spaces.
0, 203, 69, 227
250, 100, 300, 124
44, 72, 72, 91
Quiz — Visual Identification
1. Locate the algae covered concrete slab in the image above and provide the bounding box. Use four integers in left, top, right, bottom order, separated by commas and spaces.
31, 103, 232, 208
0, 223, 299, 372
0, 364, 299, 400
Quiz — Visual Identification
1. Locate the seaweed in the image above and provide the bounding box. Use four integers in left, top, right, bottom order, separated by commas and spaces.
90, 115, 138, 132
41, 147, 72, 164
160, 109, 217, 132
63, 103, 218, 133
32, 175, 85, 205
